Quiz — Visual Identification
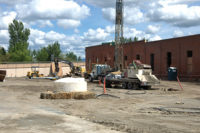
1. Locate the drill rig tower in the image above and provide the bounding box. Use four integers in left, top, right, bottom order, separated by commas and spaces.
114, 0, 124, 70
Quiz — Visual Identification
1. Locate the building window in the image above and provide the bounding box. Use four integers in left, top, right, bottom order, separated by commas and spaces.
136, 54, 140, 60
167, 52, 172, 68
187, 50, 193, 57
124, 55, 128, 61
150, 54, 154, 71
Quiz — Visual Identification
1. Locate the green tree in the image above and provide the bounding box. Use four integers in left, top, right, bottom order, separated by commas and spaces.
47, 41, 61, 61
77, 56, 82, 61
0, 47, 8, 62
134, 36, 139, 42
66, 52, 78, 61
0, 47, 6, 55
121, 37, 133, 44
35, 41, 61, 61
36, 47, 49, 61
8, 19, 31, 61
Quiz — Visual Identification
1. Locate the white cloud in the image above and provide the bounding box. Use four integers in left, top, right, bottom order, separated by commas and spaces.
29, 20, 53, 28
0, 0, 27, 5
74, 29, 79, 33
16, 0, 90, 21
84, 0, 141, 8
29, 28, 46, 46
0, 30, 9, 48
147, 1, 200, 27
159, 0, 199, 5
90, 0, 200, 28
124, 7, 144, 25
105, 25, 115, 34
57, 19, 81, 29
149, 35, 162, 41
45, 31, 66, 41
123, 27, 162, 42
102, 6, 144, 25
83, 28, 110, 42
84, 0, 115, 8
0, 11, 17, 29
124, 27, 146, 40
0, 30, 9, 39
173, 30, 184, 37
102, 8, 115, 23
146, 25, 160, 34
29, 28, 83, 56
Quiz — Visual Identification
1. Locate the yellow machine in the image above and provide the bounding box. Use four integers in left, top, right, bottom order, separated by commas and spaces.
27, 66, 44, 79
72, 66, 85, 77
51, 58, 86, 78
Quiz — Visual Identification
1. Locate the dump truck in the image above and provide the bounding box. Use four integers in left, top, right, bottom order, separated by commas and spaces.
105, 60, 159, 89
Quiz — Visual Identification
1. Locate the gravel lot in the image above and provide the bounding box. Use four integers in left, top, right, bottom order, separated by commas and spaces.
0, 78, 200, 133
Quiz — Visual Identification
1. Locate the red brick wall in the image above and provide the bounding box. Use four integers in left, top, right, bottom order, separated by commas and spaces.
85, 34, 200, 80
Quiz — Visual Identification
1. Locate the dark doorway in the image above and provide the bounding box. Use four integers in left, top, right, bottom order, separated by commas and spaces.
187, 51, 193, 57
150, 54, 154, 71
136, 54, 140, 60
124, 55, 128, 68
104, 57, 107, 64
124, 56, 128, 61
167, 52, 172, 68
187, 50, 193, 73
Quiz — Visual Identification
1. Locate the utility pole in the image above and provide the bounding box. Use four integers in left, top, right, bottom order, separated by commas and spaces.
115, 0, 124, 70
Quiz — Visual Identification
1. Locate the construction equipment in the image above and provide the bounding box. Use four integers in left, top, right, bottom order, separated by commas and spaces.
105, 60, 159, 89
87, 64, 111, 82
115, 0, 124, 70
0, 70, 6, 81
60, 60, 85, 77
50, 58, 85, 78
27, 66, 44, 79
72, 66, 85, 77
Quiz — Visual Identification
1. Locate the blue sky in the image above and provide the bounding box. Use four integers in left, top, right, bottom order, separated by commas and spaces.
0, 0, 200, 58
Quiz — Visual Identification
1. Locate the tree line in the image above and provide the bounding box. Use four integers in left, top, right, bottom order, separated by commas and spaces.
0, 20, 81, 63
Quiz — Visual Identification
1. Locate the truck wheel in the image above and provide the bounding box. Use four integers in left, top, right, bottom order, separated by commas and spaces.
122, 82, 127, 89
99, 77, 104, 84
144, 86, 151, 90
133, 83, 140, 90
106, 82, 111, 88
89, 76, 93, 82
127, 82, 133, 89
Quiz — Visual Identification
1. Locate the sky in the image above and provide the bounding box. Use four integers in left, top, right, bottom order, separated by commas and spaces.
0, 0, 200, 58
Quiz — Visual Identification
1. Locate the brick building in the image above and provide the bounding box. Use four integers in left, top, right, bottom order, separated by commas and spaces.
85, 34, 200, 80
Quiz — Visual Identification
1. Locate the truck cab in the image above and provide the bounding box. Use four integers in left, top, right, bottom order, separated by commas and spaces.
88, 64, 111, 82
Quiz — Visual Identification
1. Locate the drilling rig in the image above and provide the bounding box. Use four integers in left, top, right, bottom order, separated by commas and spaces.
103, 0, 159, 89
114, 0, 124, 70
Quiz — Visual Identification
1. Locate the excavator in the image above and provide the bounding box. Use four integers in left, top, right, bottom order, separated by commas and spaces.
50, 58, 85, 78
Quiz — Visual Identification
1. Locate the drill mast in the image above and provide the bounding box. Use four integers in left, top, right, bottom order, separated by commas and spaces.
114, 0, 124, 70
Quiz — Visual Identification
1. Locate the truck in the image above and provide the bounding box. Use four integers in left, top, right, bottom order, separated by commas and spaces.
105, 60, 160, 89
87, 64, 111, 82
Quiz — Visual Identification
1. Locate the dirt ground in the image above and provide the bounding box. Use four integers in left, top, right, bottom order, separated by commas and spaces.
0, 78, 200, 133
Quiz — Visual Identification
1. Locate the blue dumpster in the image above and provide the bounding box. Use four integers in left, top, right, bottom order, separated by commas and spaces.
168, 67, 177, 81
